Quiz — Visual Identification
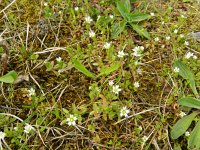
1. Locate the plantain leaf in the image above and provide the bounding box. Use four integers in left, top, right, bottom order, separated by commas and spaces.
171, 112, 198, 139
178, 97, 200, 109
126, 13, 151, 22
98, 63, 120, 77
188, 120, 200, 149
130, 23, 150, 39
173, 60, 198, 97
72, 59, 95, 78
116, 0, 131, 21
111, 20, 127, 39
0, 70, 18, 83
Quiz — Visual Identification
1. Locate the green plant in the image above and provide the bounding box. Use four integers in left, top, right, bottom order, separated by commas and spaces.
0, 70, 17, 83
171, 60, 200, 149
112, 0, 151, 39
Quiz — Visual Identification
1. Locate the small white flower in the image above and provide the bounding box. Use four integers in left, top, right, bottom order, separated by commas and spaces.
161, 21, 164, 25
103, 42, 111, 49
173, 67, 180, 73
14, 127, 18, 131
180, 34, 184, 38
97, 15, 101, 20
154, 37, 159, 42
112, 85, 121, 95
28, 88, 35, 96
179, 111, 186, 118
24, 124, 35, 134
150, 12, 155, 16
161, 45, 165, 49
0, 131, 6, 140
132, 46, 144, 57
117, 50, 127, 58
138, 126, 143, 131
185, 131, 190, 137
120, 106, 130, 118
109, 15, 114, 19
181, 15, 186, 18
174, 29, 178, 34
184, 41, 189, 46
44, 2, 48, 6
66, 114, 77, 126
142, 136, 148, 142
109, 80, 114, 86
134, 82, 140, 88
85, 16, 93, 24
74, 7, 79, 11
166, 36, 170, 40
193, 55, 197, 59
185, 52, 194, 59
89, 30, 95, 38
56, 57, 62, 62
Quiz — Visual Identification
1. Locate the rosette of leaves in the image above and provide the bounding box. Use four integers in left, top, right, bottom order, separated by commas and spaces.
112, 0, 151, 39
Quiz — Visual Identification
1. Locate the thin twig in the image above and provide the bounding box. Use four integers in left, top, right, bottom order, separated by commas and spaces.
0, 0, 17, 14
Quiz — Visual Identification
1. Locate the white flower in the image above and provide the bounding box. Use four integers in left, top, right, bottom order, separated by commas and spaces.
44, 2, 48, 6
117, 50, 127, 58
66, 114, 77, 126
138, 126, 143, 131
173, 67, 180, 73
14, 127, 18, 131
109, 80, 114, 86
56, 57, 62, 62
132, 46, 144, 57
193, 55, 197, 59
0, 131, 5, 140
161, 21, 164, 25
185, 52, 194, 59
134, 82, 140, 88
150, 12, 155, 16
142, 136, 148, 142
185, 131, 190, 137
109, 15, 114, 19
154, 37, 159, 42
85, 16, 93, 24
97, 15, 101, 20
120, 106, 130, 118
58, 11, 62, 15
89, 30, 95, 38
174, 29, 178, 34
24, 124, 35, 134
112, 85, 121, 94
28, 88, 35, 96
184, 41, 189, 46
180, 34, 184, 38
103, 42, 111, 49
166, 36, 170, 40
181, 15, 186, 18
161, 45, 165, 49
179, 111, 186, 118
74, 7, 79, 11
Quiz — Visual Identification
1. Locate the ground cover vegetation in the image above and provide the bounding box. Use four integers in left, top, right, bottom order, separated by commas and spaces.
0, 0, 200, 149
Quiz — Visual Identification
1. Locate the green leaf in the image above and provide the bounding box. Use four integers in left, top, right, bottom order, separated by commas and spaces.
116, 0, 131, 20
72, 59, 95, 78
171, 112, 197, 139
130, 23, 150, 39
111, 20, 127, 39
188, 120, 200, 149
178, 97, 200, 109
98, 63, 120, 77
126, 13, 151, 22
173, 60, 198, 97
0, 70, 17, 83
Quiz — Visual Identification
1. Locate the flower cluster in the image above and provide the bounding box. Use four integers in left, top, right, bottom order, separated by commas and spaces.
185, 52, 197, 59
132, 46, 144, 57
120, 107, 130, 118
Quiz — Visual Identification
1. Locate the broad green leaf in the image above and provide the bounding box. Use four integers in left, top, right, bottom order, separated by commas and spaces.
126, 13, 151, 22
130, 23, 150, 39
0, 70, 17, 83
178, 97, 200, 109
173, 60, 198, 97
111, 20, 127, 39
171, 112, 197, 139
72, 59, 95, 78
188, 120, 200, 149
98, 63, 120, 77
116, 0, 131, 20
